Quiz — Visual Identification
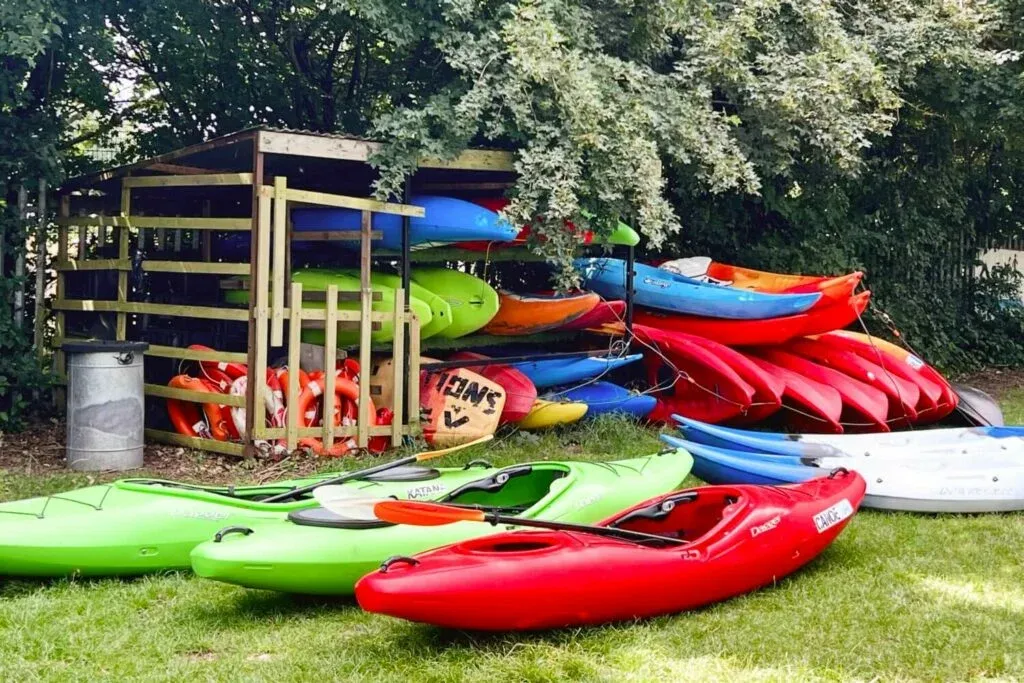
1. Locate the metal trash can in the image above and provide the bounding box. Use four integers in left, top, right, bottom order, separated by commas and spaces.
62, 340, 149, 471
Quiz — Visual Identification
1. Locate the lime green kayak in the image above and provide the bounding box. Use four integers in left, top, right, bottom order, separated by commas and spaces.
370, 272, 453, 339
190, 448, 693, 594
0, 465, 496, 577
410, 268, 500, 338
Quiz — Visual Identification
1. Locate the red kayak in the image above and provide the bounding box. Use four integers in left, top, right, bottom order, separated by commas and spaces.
684, 335, 783, 423
449, 352, 537, 424
630, 291, 871, 347
752, 348, 890, 432
813, 331, 955, 423
784, 337, 921, 425
355, 469, 866, 630
745, 356, 843, 433
461, 198, 595, 251
635, 325, 754, 423
558, 299, 626, 331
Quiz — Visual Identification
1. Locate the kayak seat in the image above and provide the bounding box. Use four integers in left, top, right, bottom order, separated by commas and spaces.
287, 507, 393, 530
613, 490, 745, 542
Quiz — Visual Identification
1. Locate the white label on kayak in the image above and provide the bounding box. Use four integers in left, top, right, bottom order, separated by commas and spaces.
642, 276, 672, 289
905, 354, 925, 370
750, 515, 781, 537
406, 484, 447, 500
813, 499, 854, 533
169, 509, 230, 521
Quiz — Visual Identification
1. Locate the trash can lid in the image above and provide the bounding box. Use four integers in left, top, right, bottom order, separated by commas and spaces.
61, 339, 150, 354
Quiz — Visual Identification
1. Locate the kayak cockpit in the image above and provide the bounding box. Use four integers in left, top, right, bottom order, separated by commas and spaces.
287, 465, 568, 531
610, 489, 747, 542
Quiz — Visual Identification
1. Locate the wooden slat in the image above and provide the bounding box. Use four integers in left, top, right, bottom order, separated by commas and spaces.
262, 425, 398, 440
55, 196, 69, 391
300, 320, 382, 332
391, 288, 405, 447
117, 181, 130, 340
34, 178, 47, 357
145, 344, 248, 364
285, 187, 423, 217
286, 282, 303, 452
322, 285, 339, 450
271, 176, 287, 346
250, 191, 272, 448
55, 259, 249, 275
408, 314, 421, 434
123, 173, 254, 188
297, 308, 389, 322
52, 299, 250, 321
56, 216, 252, 231
290, 230, 383, 242
256, 130, 515, 173
145, 429, 245, 457
357, 209, 372, 449
55, 258, 129, 271
146, 163, 223, 175
145, 383, 246, 407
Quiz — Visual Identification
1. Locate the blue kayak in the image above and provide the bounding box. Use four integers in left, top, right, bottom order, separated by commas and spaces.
573, 258, 821, 319
673, 415, 1024, 458
513, 354, 643, 390
661, 435, 815, 485
293, 195, 519, 251
551, 381, 656, 419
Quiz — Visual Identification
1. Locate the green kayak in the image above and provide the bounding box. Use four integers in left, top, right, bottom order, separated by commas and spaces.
190, 448, 694, 595
0, 465, 496, 578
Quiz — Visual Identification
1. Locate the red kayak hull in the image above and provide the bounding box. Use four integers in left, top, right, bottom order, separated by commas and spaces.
814, 332, 954, 423
631, 291, 871, 346
784, 337, 921, 425
745, 356, 845, 433
355, 471, 866, 630
752, 348, 890, 432
449, 352, 537, 424
683, 335, 784, 423
558, 299, 626, 331
635, 325, 754, 423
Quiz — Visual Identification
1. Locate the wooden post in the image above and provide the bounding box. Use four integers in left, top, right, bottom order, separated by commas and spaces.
322, 285, 338, 451
357, 210, 372, 449
286, 282, 303, 452
271, 176, 287, 346
250, 191, 272, 443
390, 287, 405, 447
14, 185, 27, 329
201, 199, 212, 262
243, 150, 265, 454
116, 180, 131, 340
34, 178, 47, 356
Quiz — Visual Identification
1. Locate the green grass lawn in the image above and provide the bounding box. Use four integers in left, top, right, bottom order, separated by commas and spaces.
2, 414, 1024, 682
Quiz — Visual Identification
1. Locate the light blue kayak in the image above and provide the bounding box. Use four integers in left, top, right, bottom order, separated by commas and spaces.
513, 354, 643, 390
661, 435, 814, 486
673, 415, 1024, 458
293, 195, 519, 251
551, 381, 656, 419
574, 258, 821, 319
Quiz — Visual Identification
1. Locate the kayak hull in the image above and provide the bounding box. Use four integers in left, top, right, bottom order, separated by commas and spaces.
513, 353, 643, 390
553, 382, 656, 419
355, 468, 864, 630
518, 399, 588, 429
410, 269, 500, 338
483, 291, 599, 336
448, 352, 537, 424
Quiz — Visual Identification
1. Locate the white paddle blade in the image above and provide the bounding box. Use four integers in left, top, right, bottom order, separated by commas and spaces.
313, 486, 388, 521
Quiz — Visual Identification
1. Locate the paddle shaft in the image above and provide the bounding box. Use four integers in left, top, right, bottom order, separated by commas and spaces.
484, 511, 686, 546
262, 455, 420, 503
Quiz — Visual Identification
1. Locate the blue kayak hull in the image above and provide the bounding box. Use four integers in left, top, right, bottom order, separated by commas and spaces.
553, 381, 656, 418
661, 435, 817, 485
513, 354, 643, 390
574, 258, 821, 319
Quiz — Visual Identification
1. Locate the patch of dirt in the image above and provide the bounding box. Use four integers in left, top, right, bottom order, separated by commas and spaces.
0, 419, 326, 485
956, 369, 1024, 400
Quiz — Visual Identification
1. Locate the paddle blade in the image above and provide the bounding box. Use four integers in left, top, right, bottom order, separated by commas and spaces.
313, 486, 386, 521
374, 500, 488, 526
414, 434, 494, 462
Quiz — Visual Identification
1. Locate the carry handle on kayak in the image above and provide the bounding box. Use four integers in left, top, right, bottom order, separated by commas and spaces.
440, 464, 534, 500
262, 435, 494, 503
609, 491, 699, 529
372, 500, 688, 547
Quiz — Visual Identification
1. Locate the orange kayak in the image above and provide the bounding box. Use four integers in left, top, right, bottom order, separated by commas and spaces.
483, 291, 600, 336
705, 263, 863, 308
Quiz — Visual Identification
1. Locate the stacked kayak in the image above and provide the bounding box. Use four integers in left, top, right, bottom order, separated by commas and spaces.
355, 465, 865, 630
190, 448, 695, 594
512, 353, 643, 390
483, 291, 599, 336
0, 466, 493, 577
551, 382, 656, 420
461, 198, 641, 250
669, 419, 1024, 513
575, 258, 822, 319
